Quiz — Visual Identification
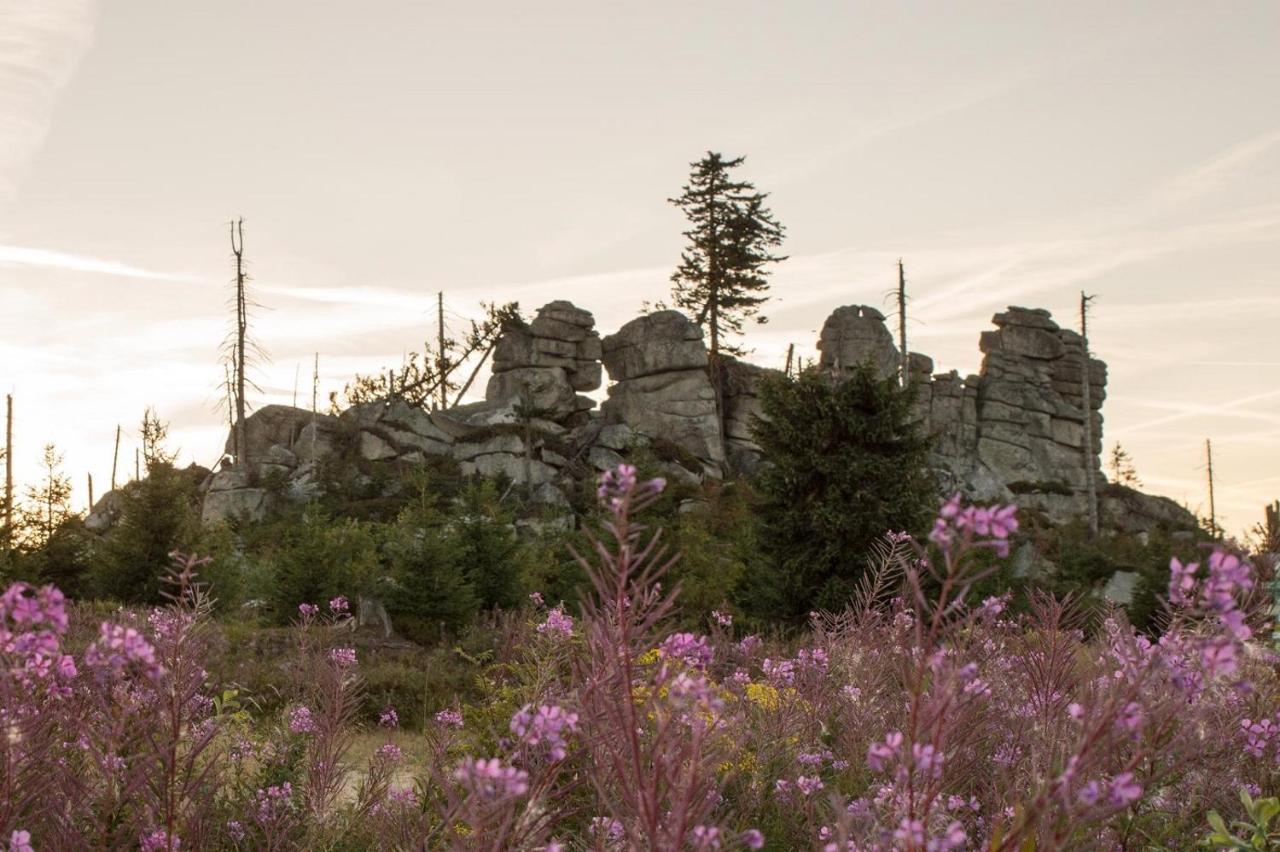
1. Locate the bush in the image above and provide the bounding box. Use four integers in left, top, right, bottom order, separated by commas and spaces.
750, 365, 937, 620
86, 462, 204, 603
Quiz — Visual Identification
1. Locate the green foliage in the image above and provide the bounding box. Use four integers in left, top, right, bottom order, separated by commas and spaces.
87, 462, 204, 603
450, 478, 526, 610
667, 482, 765, 629
750, 366, 936, 621
259, 504, 381, 618
382, 486, 478, 642
1202, 789, 1280, 849
1043, 519, 1200, 633
669, 151, 786, 356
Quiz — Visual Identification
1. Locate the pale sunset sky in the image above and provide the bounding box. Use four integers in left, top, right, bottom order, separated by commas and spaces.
0, 1, 1276, 533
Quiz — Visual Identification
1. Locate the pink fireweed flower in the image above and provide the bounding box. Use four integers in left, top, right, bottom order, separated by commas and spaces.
929, 822, 967, 852
1117, 701, 1143, 733
867, 730, 904, 772
9, 831, 33, 852
691, 825, 721, 849
711, 609, 733, 627
795, 775, 824, 796
297, 602, 319, 618
536, 605, 574, 639
528, 591, 545, 608
510, 704, 579, 761
894, 818, 925, 847
912, 742, 943, 777
659, 632, 714, 669
1241, 717, 1277, 758
288, 706, 316, 734
1167, 558, 1197, 606
668, 671, 724, 713
328, 595, 349, 613
84, 622, 163, 680
435, 708, 464, 728
375, 743, 403, 763
140, 829, 180, 851
742, 829, 765, 849
328, 647, 357, 668
589, 817, 625, 843
379, 706, 399, 728
1109, 772, 1142, 807
454, 757, 529, 798
252, 782, 295, 825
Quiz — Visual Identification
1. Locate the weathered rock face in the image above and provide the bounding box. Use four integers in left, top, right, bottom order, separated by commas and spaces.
601, 311, 724, 466
814, 302, 1191, 533
720, 357, 779, 474
485, 301, 602, 424
195, 298, 1193, 536
817, 305, 900, 381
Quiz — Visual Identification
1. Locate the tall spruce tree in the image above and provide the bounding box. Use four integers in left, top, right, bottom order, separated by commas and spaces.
669, 152, 786, 358
748, 366, 936, 621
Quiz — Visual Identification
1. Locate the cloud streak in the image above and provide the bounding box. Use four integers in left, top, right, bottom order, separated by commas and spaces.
0, 0, 98, 213
0, 244, 201, 282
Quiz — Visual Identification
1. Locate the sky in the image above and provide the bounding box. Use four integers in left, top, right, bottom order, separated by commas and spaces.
0, 1, 1277, 535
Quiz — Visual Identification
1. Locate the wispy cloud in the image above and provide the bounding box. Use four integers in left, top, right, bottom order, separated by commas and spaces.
0, 244, 201, 281
1110, 389, 1280, 438
0, 0, 98, 212
1156, 128, 1280, 205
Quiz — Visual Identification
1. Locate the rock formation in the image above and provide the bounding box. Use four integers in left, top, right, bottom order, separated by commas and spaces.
179, 297, 1193, 537
817, 305, 902, 381
483, 300, 602, 424
600, 311, 724, 467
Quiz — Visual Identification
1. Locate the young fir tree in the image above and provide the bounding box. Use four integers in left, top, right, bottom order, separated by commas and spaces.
1108, 442, 1142, 488
669, 152, 786, 359
748, 365, 936, 621
20, 444, 74, 548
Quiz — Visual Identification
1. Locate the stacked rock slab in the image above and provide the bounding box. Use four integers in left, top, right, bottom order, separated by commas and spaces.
601, 311, 724, 466
814, 304, 1113, 523
817, 305, 900, 381
485, 301, 602, 424
973, 307, 1105, 513
720, 357, 779, 474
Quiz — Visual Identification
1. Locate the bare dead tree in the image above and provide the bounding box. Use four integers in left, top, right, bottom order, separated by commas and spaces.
231, 218, 248, 466
1206, 438, 1218, 539
110, 424, 121, 492
897, 259, 909, 385
220, 218, 266, 468
1080, 291, 1099, 539
4, 394, 11, 546
342, 301, 519, 410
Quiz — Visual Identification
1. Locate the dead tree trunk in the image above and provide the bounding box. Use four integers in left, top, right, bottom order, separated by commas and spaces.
1080, 292, 1099, 539
231, 218, 248, 468
1206, 438, 1218, 539
111, 424, 121, 492
897, 259, 909, 385
4, 394, 11, 545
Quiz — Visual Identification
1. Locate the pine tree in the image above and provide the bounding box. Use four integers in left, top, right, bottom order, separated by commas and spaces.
669, 152, 786, 358
1107, 442, 1142, 488
20, 444, 73, 548
748, 366, 936, 621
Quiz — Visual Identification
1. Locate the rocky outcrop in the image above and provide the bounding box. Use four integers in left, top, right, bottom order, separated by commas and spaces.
601, 311, 724, 467
814, 303, 1194, 533
484, 301, 602, 424
721, 357, 778, 474
818, 305, 900, 381
196, 298, 1193, 537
